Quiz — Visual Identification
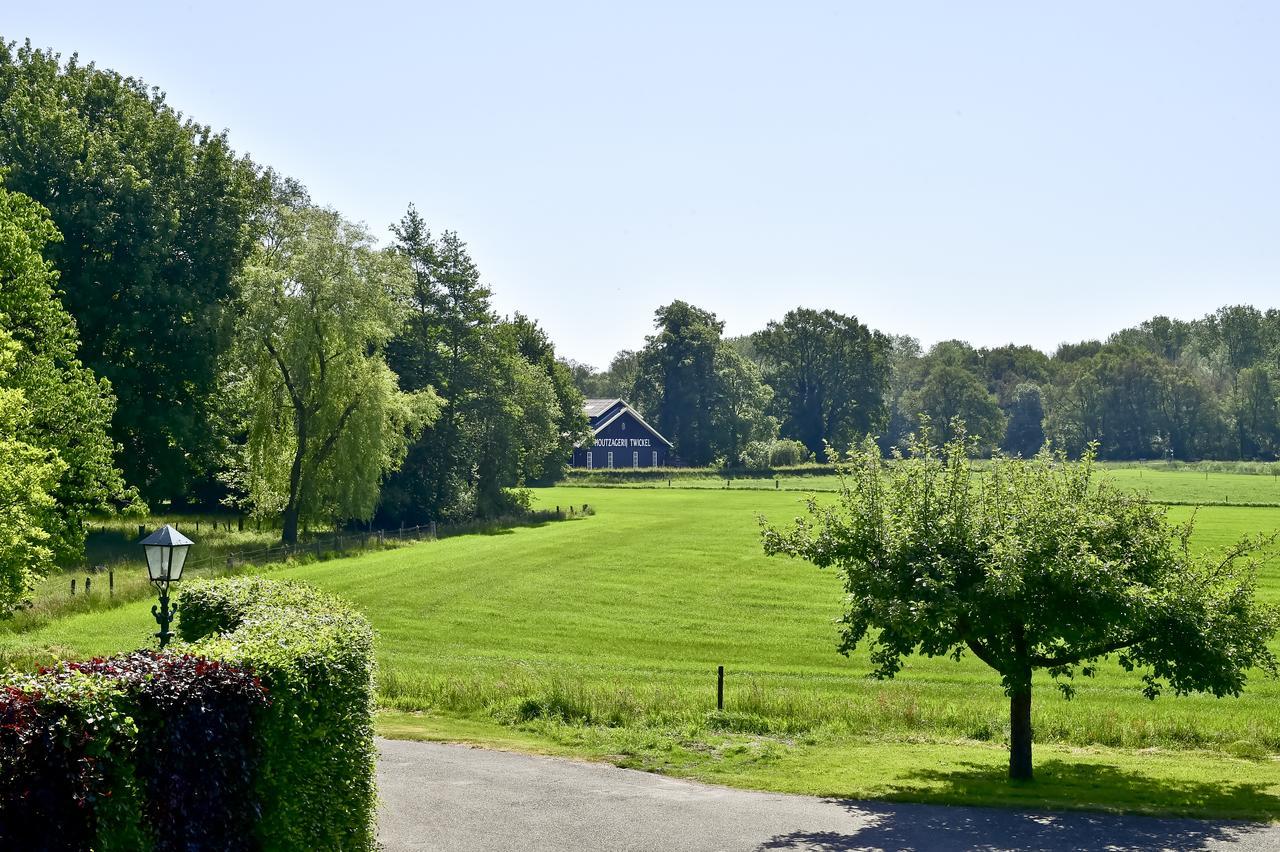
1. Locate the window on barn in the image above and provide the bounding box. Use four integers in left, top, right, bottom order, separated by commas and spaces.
608, 451, 614, 469
652, 450, 658, 467
586, 451, 593, 469
632, 450, 638, 468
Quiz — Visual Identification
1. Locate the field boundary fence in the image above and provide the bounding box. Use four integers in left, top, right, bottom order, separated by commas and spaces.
70, 504, 593, 598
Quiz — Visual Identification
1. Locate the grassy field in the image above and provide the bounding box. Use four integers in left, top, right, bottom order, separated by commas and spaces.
590, 465, 1280, 506
8, 476, 1280, 819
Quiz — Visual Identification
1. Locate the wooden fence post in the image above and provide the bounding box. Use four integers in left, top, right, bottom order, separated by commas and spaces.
717, 665, 724, 710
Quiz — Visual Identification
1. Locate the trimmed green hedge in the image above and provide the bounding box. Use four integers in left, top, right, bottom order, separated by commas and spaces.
0, 577, 377, 851
179, 577, 378, 851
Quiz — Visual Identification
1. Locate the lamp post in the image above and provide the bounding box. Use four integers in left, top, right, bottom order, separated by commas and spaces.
139, 524, 193, 649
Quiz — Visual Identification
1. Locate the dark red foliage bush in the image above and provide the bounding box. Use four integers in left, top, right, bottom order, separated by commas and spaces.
0, 681, 116, 851
0, 651, 268, 851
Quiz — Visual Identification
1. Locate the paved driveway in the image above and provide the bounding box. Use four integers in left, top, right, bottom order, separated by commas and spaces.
377, 739, 1279, 851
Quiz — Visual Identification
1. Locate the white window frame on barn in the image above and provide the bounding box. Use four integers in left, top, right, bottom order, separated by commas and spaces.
608, 451, 614, 469
586, 451, 593, 469
652, 450, 658, 467
632, 450, 639, 467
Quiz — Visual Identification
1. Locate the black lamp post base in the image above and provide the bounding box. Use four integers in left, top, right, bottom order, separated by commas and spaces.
151, 587, 178, 649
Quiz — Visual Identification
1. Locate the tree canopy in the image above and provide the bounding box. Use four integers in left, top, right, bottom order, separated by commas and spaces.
230, 203, 439, 544
753, 308, 889, 460
0, 179, 130, 562
0, 39, 270, 503
763, 425, 1279, 779
0, 326, 65, 617
633, 301, 773, 466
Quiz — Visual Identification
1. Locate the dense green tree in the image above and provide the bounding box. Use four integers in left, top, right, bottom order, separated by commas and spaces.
1156, 366, 1225, 461
231, 204, 438, 544
1198, 305, 1273, 458
0, 180, 130, 560
979, 344, 1053, 408
0, 327, 65, 616
763, 427, 1280, 780
713, 345, 775, 466
0, 40, 270, 502
380, 209, 578, 521
381, 211, 495, 523
505, 313, 590, 483
880, 335, 924, 452
1237, 366, 1280, 459
633, 301, 771, 465
633, 301, 725, 465
899, 362, 1005, 451
595, 350, 643, 399
472, 325, 564, 515
752, 308, 889, 460
1002, 383, 1046, 457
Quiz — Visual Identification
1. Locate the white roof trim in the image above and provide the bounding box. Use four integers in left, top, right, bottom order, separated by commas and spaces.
590, 401, 674, 448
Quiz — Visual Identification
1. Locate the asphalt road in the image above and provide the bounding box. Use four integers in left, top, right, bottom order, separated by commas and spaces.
376, 738, 1280, 852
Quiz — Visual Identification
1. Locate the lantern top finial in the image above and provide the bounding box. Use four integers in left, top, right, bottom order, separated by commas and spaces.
139, 524, 193, 547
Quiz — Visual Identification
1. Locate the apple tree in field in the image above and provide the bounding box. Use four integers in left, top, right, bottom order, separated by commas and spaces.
762, 423, 1279, 780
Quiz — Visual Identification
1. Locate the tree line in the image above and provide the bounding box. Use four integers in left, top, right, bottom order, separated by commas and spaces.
4, 37, 1280, 612
0, 39, 586, 614
570, 303, 1280, 467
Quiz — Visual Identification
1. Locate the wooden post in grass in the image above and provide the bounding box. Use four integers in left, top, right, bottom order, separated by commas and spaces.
138, 524, 146, 538
717, 665, 724, 710
70, 578, 75, 596
109, 569, 114, 596
84, 576, 91, 595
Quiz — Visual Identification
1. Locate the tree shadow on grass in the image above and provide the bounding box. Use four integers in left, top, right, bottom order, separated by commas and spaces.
759, 760, 1280, 851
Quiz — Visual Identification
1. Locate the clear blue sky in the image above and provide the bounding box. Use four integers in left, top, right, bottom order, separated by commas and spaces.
8, 2, 1279, 368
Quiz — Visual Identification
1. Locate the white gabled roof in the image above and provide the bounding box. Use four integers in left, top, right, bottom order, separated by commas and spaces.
589, 400, 674, 448
583, 398, 623, 419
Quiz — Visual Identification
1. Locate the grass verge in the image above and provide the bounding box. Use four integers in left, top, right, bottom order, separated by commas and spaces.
376, 710, 1280, 821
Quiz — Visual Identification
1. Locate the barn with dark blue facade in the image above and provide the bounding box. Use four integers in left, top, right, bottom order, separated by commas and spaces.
572, 399, 673, 469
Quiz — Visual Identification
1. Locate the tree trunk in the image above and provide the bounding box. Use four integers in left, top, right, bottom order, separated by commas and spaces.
282, 502, 300, 547
1009, 681, 1033, 780
282, 429, 307, 546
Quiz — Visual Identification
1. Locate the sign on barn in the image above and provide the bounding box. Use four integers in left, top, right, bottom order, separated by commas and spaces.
571, 399, 674, 469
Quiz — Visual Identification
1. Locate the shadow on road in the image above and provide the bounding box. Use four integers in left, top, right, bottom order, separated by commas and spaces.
759, 760, 1279, 851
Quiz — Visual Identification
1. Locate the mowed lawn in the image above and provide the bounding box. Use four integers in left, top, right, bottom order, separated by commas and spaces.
9, 485, 1280, 818
594, 465, 1280, 507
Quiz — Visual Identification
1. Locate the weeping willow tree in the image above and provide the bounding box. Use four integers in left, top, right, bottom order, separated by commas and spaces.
231, 201, 440, 544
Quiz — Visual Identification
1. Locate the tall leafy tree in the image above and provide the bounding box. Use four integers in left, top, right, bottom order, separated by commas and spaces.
713, 345, 775, 466
633, 301, 771, 465
472, 325, 562, 515
900, 362, 1005, 451
763, 427, 1279, 780
753, 308, 889, 460
382, 210, 497, 523
505, 314, 590, 483
0, 326, 65, 616
633, 302, 724, 465
0, 180, 130, 561
1198, 305, 1271, 459
0, 40, 270, 502
1002, 383, 1046, 457
231, 204, 438, 544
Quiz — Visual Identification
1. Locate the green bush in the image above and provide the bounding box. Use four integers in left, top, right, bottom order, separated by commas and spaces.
180, 577, 378, 851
